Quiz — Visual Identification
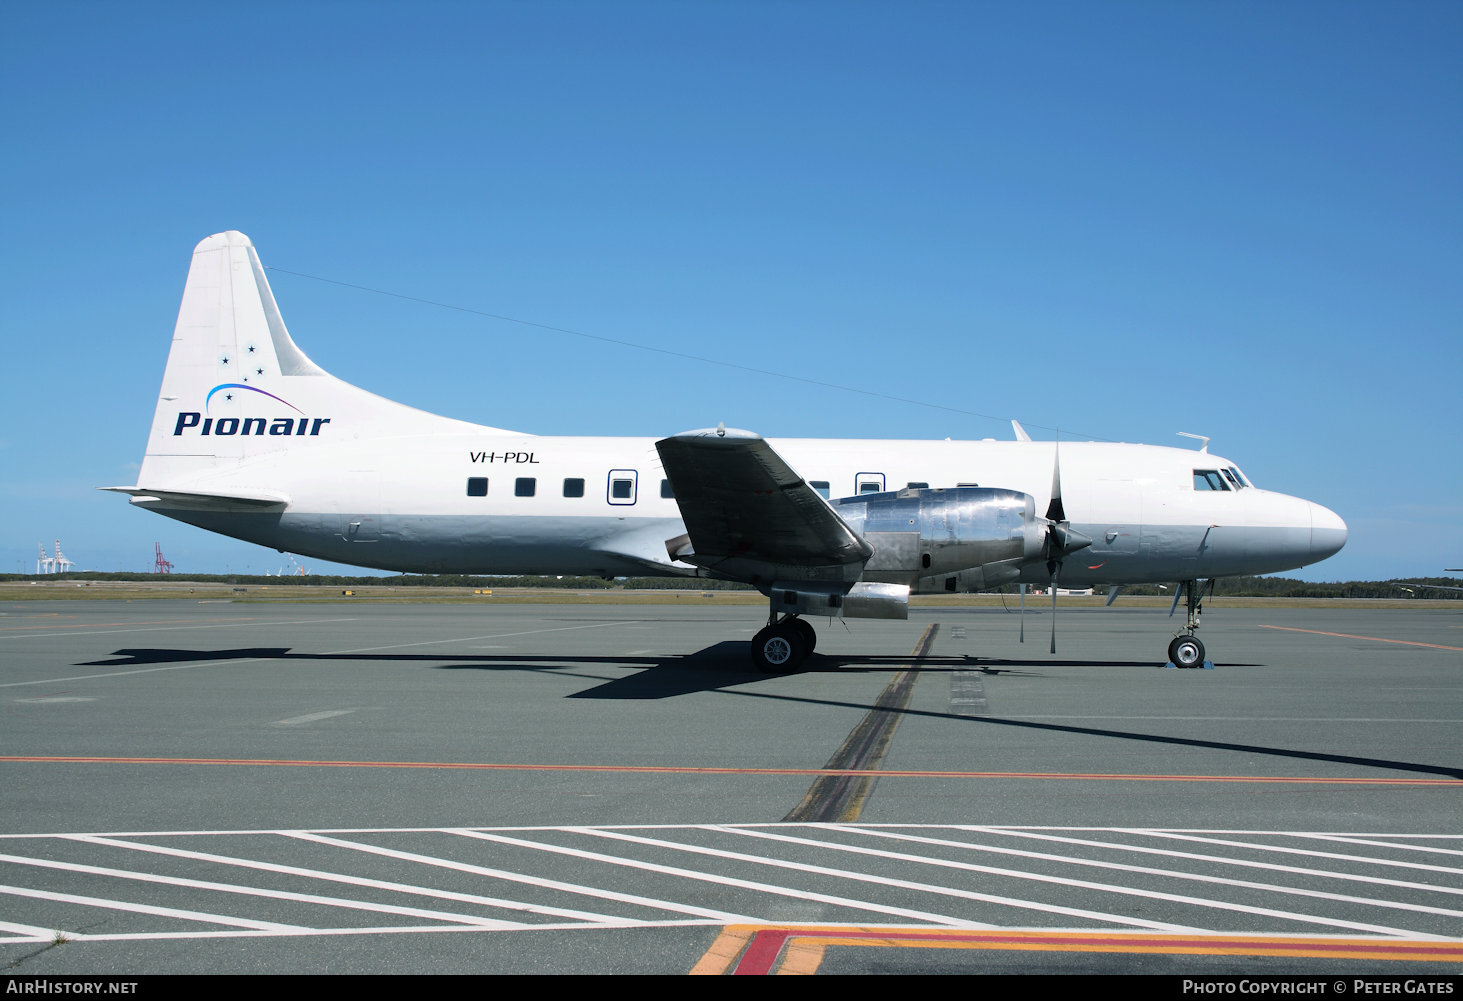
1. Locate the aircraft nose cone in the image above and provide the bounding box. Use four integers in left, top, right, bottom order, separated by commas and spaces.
1309, 502, 1348, 563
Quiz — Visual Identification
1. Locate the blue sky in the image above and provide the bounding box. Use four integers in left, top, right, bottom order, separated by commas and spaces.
3, 0, 1458, 581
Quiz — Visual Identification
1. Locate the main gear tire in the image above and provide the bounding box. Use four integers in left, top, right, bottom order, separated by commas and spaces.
751, 623, 808, 673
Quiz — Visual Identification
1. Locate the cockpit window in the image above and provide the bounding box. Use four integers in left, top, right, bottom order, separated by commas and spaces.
1228, 466, 1251, 488
1193, 470, 1230, 491
1221, 468, 1241, 489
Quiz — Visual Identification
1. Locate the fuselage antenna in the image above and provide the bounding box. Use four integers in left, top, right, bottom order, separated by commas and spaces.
1177, 432, 1210, 453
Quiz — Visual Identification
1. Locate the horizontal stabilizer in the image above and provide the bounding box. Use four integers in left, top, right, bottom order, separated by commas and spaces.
100, 486, 289, 511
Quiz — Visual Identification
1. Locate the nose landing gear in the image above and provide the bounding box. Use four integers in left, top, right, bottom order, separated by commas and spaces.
1167, 578, 1214, 669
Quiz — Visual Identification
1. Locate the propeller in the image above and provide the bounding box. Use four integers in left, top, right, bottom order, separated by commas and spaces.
1040, 440, 1092, 653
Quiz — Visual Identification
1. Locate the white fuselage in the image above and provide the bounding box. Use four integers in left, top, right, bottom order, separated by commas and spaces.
158, 429, 1347, 587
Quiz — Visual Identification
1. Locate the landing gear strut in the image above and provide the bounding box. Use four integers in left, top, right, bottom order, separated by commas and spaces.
751, 613, 816, 673
1167, 578, 1213, 669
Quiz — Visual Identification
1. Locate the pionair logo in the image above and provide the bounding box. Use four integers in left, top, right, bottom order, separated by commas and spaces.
172, 384, 332, 437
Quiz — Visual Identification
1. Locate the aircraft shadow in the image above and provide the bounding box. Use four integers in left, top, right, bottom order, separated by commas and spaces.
78, 644, 1461, 780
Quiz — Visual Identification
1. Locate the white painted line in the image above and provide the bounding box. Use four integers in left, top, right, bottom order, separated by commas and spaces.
458, 828, 1015, 930
582, 827, 1194, 931
2, 917, 730, 944
0, 658, 284, 689
818, 826, 1463, 920
321, 620, 648, 657
0, 852, 523, 929
270, 709, 359, 727
0, 919, 59, 940
284, 831, 745, 924
0, 621, 641, 690
713, 827, 1433, 938
66, 835, 626, 926
0, 883, 309, 932
952, 827, 1463, 898
0, 617, 361, 642
1121, 830, 1463, 876
1279, 833, 1463, 858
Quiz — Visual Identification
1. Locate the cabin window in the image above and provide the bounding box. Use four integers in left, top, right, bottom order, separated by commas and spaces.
810, 480, 830, 499
515, 477, 536, 497
660, 479, 675, 499
608, 469, 638, 505
563, 478, 585, 498
856, 472, 885, 494
859, 482, 882, 494
466, 477, 488, 497
1193, 470, 1230, 491
907, 482, 929, 489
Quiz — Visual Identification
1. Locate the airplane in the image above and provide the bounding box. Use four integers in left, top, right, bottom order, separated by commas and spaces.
1393, 576, 1463, 595
104, 232, 1349, 671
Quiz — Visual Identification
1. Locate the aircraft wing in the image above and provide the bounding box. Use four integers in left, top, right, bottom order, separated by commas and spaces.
1393, 581, 1463, 594
655, 428, 872, 585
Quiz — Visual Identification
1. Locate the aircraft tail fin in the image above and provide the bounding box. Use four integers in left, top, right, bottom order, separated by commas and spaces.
136, 232, 503, 489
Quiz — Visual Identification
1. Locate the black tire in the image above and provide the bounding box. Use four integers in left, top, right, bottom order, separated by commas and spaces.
791, 617, 817, 655
1168, 634, 1205, 668
750, 623, 807, 673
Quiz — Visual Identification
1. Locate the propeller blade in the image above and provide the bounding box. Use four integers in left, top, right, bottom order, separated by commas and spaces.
1049, 565, 1059, 654
1045, 440, 1065, 523
1019, 582, 1026, 642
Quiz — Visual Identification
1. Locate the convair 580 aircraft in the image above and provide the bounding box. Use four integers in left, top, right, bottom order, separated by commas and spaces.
106, 232, 1348, 670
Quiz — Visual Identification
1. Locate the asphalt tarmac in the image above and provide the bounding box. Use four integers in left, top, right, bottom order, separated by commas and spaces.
1, 597, 1459, 975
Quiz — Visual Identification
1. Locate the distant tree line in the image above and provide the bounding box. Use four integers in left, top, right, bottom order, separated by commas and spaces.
0, 570, 753, 591
4, 570, 1457, 599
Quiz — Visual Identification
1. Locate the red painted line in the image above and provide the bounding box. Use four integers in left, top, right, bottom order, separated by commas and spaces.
0, 756, 1456, 785
1260, 624, 1463, 652
735, 930, 793, 975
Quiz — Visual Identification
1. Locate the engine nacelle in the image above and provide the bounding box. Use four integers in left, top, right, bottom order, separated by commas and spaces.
767, 580, 910, 620
830, 486, 1046, 593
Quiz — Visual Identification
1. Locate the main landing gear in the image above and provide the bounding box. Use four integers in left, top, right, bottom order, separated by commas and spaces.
751, 614, 817, 673
1167, 578, 1213, 669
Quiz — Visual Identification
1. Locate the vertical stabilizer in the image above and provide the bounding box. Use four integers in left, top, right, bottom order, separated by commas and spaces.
136, 232, 502, 489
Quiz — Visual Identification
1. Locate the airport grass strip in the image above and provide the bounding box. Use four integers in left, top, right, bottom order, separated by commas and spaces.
2, 756, 1456, 785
